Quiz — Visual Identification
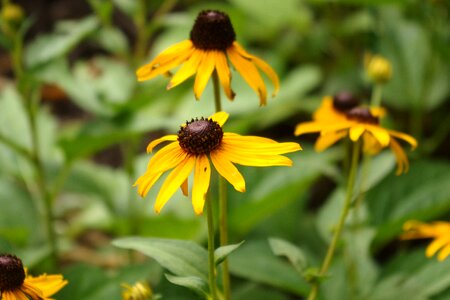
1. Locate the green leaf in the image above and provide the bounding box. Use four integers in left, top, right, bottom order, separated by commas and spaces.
25, 17, 99, 68
94, 27, 129, 55
367, 160, 450, 249
269, 237, 307, 274
215, 241, 245, 266
164, 274, 209, 298
113, 237, 208, 280
228, 240, 309, 296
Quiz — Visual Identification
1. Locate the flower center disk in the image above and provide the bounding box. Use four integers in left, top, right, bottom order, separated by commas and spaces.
346, 107, 379, 124
190, 10, 236, 50
333, 92, 359, 112
178, 118, 223, 155
0, 254, 26, 291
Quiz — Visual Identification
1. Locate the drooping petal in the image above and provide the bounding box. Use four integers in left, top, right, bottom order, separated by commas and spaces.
136, 44, 195, 81
363, 133, 383, 155
227, 43, 267, 106
194, 50, 217, 100
192, 155, 211, 215
154, 156, 196, 213
134, 171, 163, 197
141, 40, 193, 68
167, 49, 204, 89
349, 125, 366, 142
388, 130, 418, 149
214, 51, 235, 100
209, 111, 229, 126
222, 135, 301, 154
233, 42, 279, 97
181, 178, 189, 196
210, 150, 245, 192
426, 235, 450, 258
390, 138, 409, 175
367, 125, 390, 147
146, 135, 177, 153
315, 131, 347, 152
438, 243, 450, 261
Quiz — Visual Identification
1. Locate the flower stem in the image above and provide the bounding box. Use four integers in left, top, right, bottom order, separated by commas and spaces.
307, 141, 360, 300
370, 84, 383, 108
212, 71, 231, 299
205, 193, 218, 300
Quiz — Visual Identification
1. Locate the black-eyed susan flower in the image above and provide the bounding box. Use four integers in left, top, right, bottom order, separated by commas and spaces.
401, 221, 450, 261
122, 281, 153, 300
136, 10, 279, 106
295, 107, 417, 175
0, 254, 67, 300
134, 112, 301, 215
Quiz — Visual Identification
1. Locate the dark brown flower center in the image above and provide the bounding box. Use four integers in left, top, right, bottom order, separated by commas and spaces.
0, 254, 26, 291
190, 10, 236, 51
346, 107, 379, 124
332, 92, 359, 112
178, 118, 223, 155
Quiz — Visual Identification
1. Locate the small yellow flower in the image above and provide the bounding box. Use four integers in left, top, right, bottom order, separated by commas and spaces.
295, 107, 417, 175
134, 111, 301, 215
365, 53, 392, 84
122, 281, 153, 300
136, 10, 279, 106
401, 221, 450, 261
0, 254, 67, 300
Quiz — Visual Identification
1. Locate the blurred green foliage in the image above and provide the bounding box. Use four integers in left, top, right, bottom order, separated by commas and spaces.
0, 0, 449, 299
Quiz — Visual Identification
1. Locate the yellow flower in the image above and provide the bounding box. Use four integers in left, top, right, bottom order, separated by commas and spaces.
136, 10, 279, 106
401, 221, 450, 261
365, 53, 392, 84
313, 93, 360, 123
122, 281, 153, 300
0, 254, 67, 300
134, 111, 301, 215
295, 107, 417, 175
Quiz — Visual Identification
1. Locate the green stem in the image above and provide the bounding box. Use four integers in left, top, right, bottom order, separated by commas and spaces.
370, 84, 383, 108
307, 141, 360, 300
206, 193, 218, 300
212, 71, 231, 299
0, 132, 32, 159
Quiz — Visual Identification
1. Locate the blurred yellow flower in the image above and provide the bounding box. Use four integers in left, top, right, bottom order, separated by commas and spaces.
136, 10, 279, 106
402, 221, 450, 261
365, 53, 392, 84
313, 93, 359, 122
134, 112, 301, 215
122, 281, 153, 300
295, 107, 417, 175
0, 254, 67, 300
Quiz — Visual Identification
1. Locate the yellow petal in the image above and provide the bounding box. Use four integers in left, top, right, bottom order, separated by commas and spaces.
438, 244, 450, 261
3, 290, 29, 300
390, 139, 409, 175
426, 235, 450, 257
315, 131, 347, 152
222, 135, 301, 154
294, 121, 325, 136
192, 155, 211, 215
209, 111, 229, 126
136, 46, 195, 81
210, 150, 246, 192
368, 125, 390, 147
388, 130, 418, 149
227, 43, 267, 106
349, 125, 366, 142
181, 178, 189, 196
142, 40, 193, 67
145, 144, 187, 175
134, 171, 163, 197
146, 135, 177, 153
154, 156, 195, 213
230, 42, 279, 98
167, 49, 204, 89
214, 51, 235, 100
25, 274, 68, 298
194, 50, 216, 100
220, 146, 294, 166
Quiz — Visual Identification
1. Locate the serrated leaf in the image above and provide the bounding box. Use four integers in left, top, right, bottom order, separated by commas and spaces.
269, 237, 307, 273
164, 274, 209, 298
113, 237, 208, 280
215, 241, 245, 266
